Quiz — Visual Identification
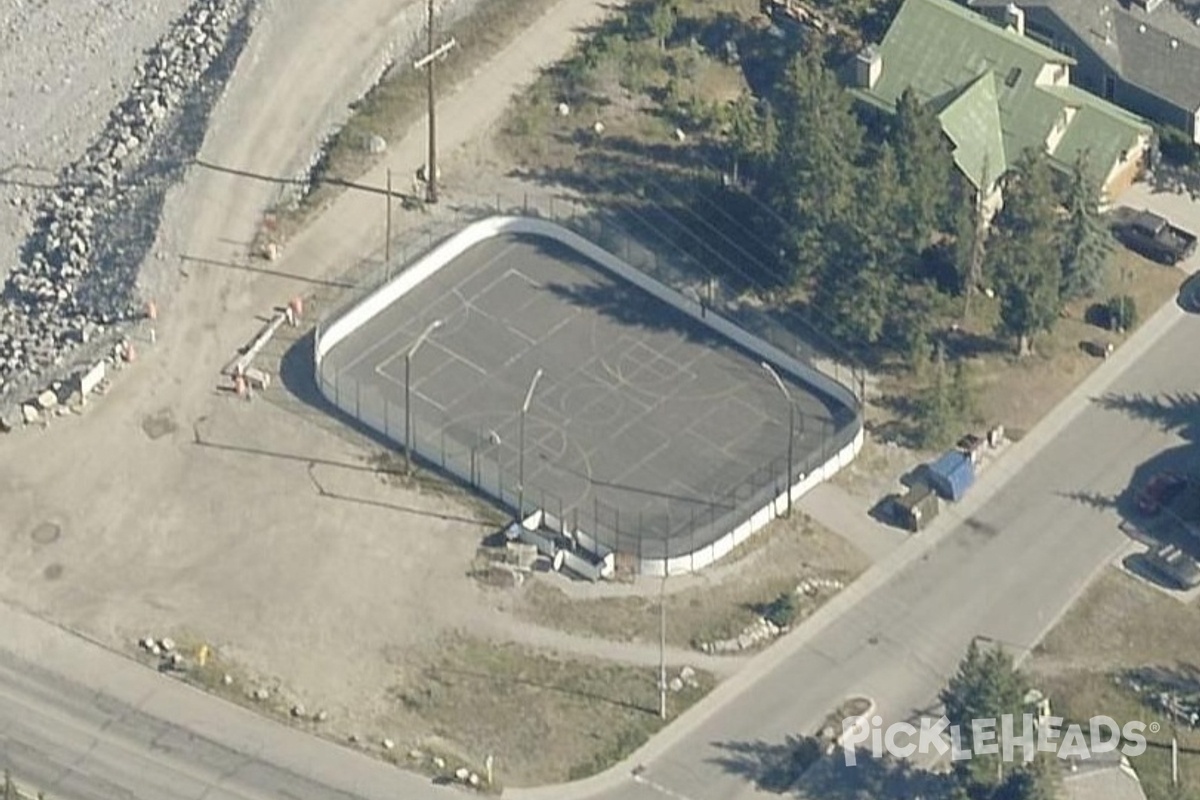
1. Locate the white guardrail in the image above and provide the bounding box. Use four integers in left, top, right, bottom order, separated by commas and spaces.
315, 216, 864, 576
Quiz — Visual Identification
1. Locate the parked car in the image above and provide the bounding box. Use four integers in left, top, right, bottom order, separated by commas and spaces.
1116, 210, 1198, 266
1143, 544, 1200, 591
1136, 472, 1187, 516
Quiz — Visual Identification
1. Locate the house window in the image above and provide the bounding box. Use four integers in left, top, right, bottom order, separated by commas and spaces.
1104, 74, 1115, 100
1005, 67, 1022, 87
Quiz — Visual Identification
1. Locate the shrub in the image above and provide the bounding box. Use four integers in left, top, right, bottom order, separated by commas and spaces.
762, 592, 797, 629
1103, 294, 1138, 331
1157, 125, 1200, 169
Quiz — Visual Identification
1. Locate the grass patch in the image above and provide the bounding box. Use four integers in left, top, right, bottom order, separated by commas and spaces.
394, 635, 714, 786
512, 514, 867, 649
1033, 570, 1200, 799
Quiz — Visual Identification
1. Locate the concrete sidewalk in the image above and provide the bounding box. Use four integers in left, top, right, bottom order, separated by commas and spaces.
798, 482, 905, 562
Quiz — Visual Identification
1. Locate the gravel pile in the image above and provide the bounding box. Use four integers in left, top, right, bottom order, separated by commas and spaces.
0, 0, 256, 406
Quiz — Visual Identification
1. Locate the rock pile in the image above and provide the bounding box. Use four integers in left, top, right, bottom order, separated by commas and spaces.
0, 0, 251, 403
697, 575, 846, 654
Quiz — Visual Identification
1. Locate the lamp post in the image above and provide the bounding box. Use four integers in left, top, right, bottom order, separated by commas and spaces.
659, 574, 668, 720
517, 367, 544, 519
404, 319, 443, 474
761, 362, 795, 518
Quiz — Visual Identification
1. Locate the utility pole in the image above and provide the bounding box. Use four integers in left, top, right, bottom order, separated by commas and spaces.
385, 168, 393, 275
413, 0, 456, 205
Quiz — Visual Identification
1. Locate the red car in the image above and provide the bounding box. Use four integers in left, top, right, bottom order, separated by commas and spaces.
1137, 472, 1188, 516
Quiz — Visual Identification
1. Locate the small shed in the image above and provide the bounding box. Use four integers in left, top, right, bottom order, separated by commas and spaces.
926, 450, 976, 502
892, 481, 940, 532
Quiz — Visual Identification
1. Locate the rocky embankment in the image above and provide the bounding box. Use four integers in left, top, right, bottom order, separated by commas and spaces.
0, 0, 255, 409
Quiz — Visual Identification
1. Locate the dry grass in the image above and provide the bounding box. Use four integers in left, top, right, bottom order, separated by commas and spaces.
391, 635, 713, 786
512, 514, 869, 648
268, 0, 566, 241
1031, 570, 1200, 799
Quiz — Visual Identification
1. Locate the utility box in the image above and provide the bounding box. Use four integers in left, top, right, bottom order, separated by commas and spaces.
892, 481, 940, 532
926, 450, 976, 502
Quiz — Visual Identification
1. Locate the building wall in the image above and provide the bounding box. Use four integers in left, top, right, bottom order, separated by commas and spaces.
1102, 135, 1149, 203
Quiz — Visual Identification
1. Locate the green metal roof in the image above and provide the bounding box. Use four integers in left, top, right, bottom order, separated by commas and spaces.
1041, 85, 1152, 187
937, 72, 1006, 189
852, 0, 1149, 193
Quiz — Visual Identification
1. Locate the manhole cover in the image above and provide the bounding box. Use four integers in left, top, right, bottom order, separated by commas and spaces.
141, 408, 178, 440
43, 563, 64, 581
30, 521, 61, 545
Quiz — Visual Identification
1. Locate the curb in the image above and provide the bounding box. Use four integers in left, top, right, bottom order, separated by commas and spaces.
506, 294, 1189, 799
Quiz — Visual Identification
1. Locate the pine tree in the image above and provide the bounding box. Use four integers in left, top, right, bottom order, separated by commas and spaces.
645, 0, 677, 50
813, 143, 903, 345
892, 88, 957, 254
768, 45, 863, 282
940, 641, 1031, 789
915, 343, 958, 447
728, 92, 768, 186
951, 357, 978, 427
1059, 152, 1114, 301
986, 152, 1063, 355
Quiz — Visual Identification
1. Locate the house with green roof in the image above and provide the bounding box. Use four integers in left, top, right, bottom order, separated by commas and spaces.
848, 0, 1152, 210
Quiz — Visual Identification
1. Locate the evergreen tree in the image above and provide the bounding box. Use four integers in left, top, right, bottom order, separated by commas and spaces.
645, 0, 677, 50
953, 170, 989, 308
986, 152, 1062, 355
951, 357, 978, 427
940, 641, 1031, 789
995, 755, 1059, 800
892, 88, 957, 253
767, 45, 863, 282
915, 343, 958, 447
812, 143, 903, 345
1059, 152, 1114, 301
728, 93, 771, 185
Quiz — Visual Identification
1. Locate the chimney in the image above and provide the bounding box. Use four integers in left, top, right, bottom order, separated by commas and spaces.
855, 45, 883, 89
1131, 0, 1163, 12
1005, 2, 1026, 35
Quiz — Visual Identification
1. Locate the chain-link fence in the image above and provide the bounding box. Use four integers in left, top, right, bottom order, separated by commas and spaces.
315, 191, 864, 570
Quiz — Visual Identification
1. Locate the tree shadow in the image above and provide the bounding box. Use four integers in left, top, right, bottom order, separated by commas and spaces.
708, 738, 961, 798
1093, 391, 1200, 443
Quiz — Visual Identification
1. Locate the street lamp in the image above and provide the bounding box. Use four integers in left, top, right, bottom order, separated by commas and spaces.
517, 367, 545, 519
405, 319, 443, 474
659, 574, 668, 720
761, 361, 795, 519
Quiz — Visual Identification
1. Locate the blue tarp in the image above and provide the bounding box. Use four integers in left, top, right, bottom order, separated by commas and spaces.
926, 450, 976, 502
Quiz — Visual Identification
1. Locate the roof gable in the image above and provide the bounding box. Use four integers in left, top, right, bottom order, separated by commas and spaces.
938, 72, 1008, 186
852, 0, 1150, 192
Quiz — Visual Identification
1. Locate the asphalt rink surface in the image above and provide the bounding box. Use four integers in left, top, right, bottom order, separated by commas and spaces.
321, 232, 849, 558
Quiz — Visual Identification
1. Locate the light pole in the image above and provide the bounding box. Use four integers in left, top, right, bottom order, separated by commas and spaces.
761, 362, 795, 519
659, 574, 668, 720
404, 319, 443, 474
517, 367, 544, 519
